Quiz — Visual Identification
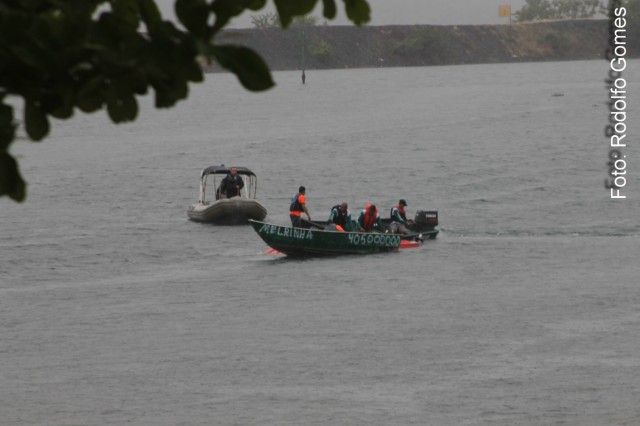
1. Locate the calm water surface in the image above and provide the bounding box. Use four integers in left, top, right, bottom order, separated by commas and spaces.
2, 60, 640, 425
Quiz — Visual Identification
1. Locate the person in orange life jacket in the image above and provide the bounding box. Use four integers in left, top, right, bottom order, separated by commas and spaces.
389, 199, 413, 235
219, 166, 244, 199
289, 186, 311, 227
328, 202, 354, 231
357, 204, 382, 232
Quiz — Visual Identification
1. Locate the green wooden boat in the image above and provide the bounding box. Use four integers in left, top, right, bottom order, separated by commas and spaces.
249, 220, 402, 256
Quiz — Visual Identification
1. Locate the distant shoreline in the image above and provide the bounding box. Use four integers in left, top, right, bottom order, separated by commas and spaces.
206, 19, 635, 72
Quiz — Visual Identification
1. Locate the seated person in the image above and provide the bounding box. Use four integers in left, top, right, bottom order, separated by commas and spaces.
328, 202, 354, 231
357, 204, 382, 232
389, 199, 413, 235
219, 166, 244, 199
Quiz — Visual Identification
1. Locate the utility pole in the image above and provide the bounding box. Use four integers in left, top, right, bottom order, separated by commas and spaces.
300, 28, 306, 84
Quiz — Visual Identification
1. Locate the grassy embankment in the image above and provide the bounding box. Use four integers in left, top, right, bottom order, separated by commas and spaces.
208, 20, 621, 72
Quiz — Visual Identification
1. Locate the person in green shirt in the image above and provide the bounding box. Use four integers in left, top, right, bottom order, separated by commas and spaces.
389, 199, 413, 235
328, 202, 355, 231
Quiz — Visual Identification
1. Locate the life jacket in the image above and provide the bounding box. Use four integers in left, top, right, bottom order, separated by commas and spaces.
361, 204, 379, 230
330, 204, 348, 227
390, 205, 407, 221
290, 193, 304, 215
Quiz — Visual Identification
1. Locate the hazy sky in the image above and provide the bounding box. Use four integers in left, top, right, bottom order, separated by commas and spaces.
154, 0, 528, 27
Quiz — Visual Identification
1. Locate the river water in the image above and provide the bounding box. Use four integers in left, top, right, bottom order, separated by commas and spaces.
2, 60, 639, 425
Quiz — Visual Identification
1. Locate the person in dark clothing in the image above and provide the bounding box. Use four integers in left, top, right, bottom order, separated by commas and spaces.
328, 202, 354, 231
290, 186, 311, 227
219, 167, 244, 199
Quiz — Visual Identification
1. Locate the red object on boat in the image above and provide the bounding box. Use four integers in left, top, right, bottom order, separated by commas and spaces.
399, 240, 420, 249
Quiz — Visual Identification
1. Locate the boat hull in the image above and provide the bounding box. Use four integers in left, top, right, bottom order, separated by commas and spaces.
187, 198, 267, 225
250, 220, 401, 256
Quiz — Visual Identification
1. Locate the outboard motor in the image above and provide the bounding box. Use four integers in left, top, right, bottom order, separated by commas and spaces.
414, 210, 438, 226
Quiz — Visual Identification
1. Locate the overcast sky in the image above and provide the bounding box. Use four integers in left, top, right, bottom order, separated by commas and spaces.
154, 0, 529, 27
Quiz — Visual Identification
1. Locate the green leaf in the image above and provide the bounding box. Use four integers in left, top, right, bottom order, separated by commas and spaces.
211, 0, 268, 18
77, 77, 106, 113
24, 101, 50, 141
124, 68, 150, 95
274, 0, 318, 27
49, 86, 75, 119
137, 0, 163, 32
246, 0, 268, 11
343, 0, 370, 25
210, 0, 258, 33
212, 45, 274, 92
111, 0, 142, 31
0, 103, 16, 152
0, 152, 26, 202
322, 0, 337, 19
183, 60, 204, 83
175, 0, 209, 37
152, 85, 174, 109
106, 87, 138, 123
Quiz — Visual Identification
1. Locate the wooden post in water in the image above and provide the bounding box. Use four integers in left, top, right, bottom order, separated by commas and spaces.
300, 28, 306, 84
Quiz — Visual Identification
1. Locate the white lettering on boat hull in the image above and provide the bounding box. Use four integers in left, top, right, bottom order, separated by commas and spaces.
259, 224, 313, 240
348, 233, 400, 247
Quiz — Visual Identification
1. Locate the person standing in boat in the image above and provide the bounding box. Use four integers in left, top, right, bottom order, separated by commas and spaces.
389, 199, 413, 235
219, 166, 244, 199
329, 202, 354, 231
290, 186, 311, 227
357, 204, 382, 232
